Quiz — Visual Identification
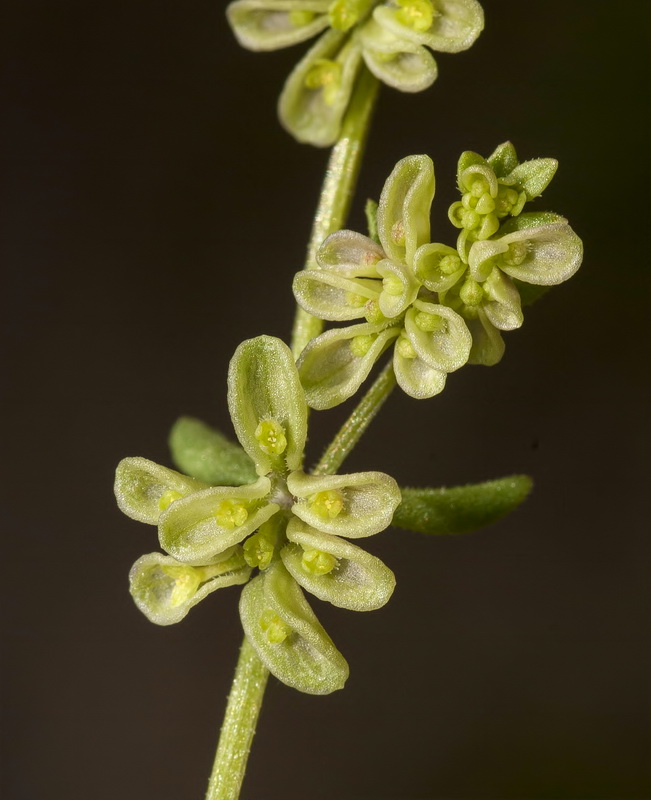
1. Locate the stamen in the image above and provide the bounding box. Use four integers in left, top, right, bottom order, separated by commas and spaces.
414, 310, 447, 332
395, 0, 435, 32
161, 565, 201, 608
259, 609, 291, 643
350, 334, 375, 357
255, 419, 288, 456
308, 489, 345, 519
301, 547, 338, 575
158, 490, 183, 511
396, 336, 417, 359
215, 499, 249, 529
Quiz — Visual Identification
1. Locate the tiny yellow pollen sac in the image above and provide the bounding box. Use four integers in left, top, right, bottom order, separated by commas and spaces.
259, 609, 292, 644
395, 0, 434, 32
308, 489, 345, 519
243, 524, 277, 570
459, 277, 485, 307
304, 59, 342, 106
396, 335, 417, 359
415, 311, 447, 333
158, 490, 183, 511
328, 0, 358, 31
391, 219, 406, 246
439, 254, 462, 275
161, 565, 201, 608
301, 547, 338, 576
382, 274, 404, 297
215, 499, 249, 530
350, 333, 375, 357
289, 8, 316, 27
255, 419, 288, 456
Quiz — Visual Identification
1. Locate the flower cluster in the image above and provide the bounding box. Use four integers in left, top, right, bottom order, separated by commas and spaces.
115, 336, 400, 694
293, 144, 583, 404
227, 0, 484, 145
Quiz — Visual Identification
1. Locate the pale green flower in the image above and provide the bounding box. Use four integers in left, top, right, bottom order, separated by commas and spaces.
115, 335, 400, 694
227, 0, 484, 145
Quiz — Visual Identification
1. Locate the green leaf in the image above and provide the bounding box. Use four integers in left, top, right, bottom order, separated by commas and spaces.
169, 417, 258, 486
501, 158, 558, 200
393, 475, 533, 535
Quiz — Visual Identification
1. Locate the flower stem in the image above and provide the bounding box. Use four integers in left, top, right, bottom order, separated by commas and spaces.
205, 636, 269, 800
314, 361, 397, 476
290, 66, 380, 358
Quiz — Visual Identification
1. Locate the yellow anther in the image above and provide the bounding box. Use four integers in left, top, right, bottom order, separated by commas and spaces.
345, 291, 368, 308
502, 241, 529, 267
414, 311, 447, 333
328, 0, 360, 31
158, 490, 183, 511
459, 277, 484, 307
161, 565, 201, 608
259, 609, 291, 644
255, 419, 287, 456
391, 219, 406, 246
350, 334, 375, 357
364, 299, 388, 324
308, 489, 345, 519
289, 9, 316, 27
382, 274, 404, 296
215, 499, 249, 529
304, 59, 342, 105
243, 519, 279, 570
439, 254, 462, 275
395, 0, 434, 32
301, 548, 338, 575
396, 336, 417, 359
494, 185, 520, 217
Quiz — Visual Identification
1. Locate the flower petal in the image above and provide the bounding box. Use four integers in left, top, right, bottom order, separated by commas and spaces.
297, 322, 401, 409
278, 29, 363, 147
373, 0, 484, 53
293, 270, 382, 321
228, 336, 308, 474
393, 339, 447, 398
376, 258, 421, 318
413, 242, 466, 292
226, 0, 330, 51
404, 299, 472, 371
466, 308, 505, 366
288, 469, 401, 537
159, 477, 277, 564
359, 20, 438, 91
481, 267, 523, 331
282, 518, 396, 610
501, 158, 558, 200
316, 229, 385, 276
239, 561, 349, 694
129, 550, 251, 625
114, 457, 208, 525
377, 154, 434, 265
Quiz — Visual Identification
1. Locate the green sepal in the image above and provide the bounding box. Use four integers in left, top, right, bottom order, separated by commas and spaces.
499, 211, 565, 233
169, 417, 258, 486
129, 549, 251, 625
281, 518, 396, 611
297, 322, 400, 410
288, 469, 401, 538
228, 336, 308, 475
226, 0, 330, 51
158, 477, 277, 565
114, 457, 208, 525
393, 475, 533, 535
487, 141, 519, 179
278, 29, 363, 147
501, 158, 558, 200
456, 151, 486, 192
377, 154, 435, 265
372, 0, 483, 53
365, 198, 380, 244
239, 561, 349, 694
316, 229, 384, 276
465, 309, 505, 366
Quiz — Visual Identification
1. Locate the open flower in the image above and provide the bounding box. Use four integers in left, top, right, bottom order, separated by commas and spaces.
115, 335, 400, 694
293, 154, 472, 406
227, 0, 484, 145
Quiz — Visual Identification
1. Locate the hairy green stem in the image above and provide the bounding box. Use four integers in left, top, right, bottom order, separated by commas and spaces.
205, 637, 269, 800
314, 361, 397, 476
290, 67, 380, 358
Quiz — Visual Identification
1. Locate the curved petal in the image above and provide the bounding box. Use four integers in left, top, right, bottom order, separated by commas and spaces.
282, 518, 396, 610
228, 336, 307, 475
393, 342, 447, 398
373, 0, 484, 52
129, 550, 251, 625
404, 299, 472, 372
466, 308, 505, 366
293, 270, 382, 321
297, 322, 401, 409
413, 242, 466, 292
377, 154, 435, 265
114, 457, 208, 525
360, 20, 438, 92
481, 267, 523, 331
226, 0, 330, 51
288, 469, 401, 537
278, 29, 363, 147
159, 477, 277, 564
316, 229, 385, 276
501, 158, 558, 200
239, 561, 349, 694
376, 258, 421, 318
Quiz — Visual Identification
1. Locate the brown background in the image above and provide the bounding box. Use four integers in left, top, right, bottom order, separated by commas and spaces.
2, 0, 649, 798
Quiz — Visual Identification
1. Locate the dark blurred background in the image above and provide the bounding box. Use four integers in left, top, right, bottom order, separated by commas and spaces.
2, 1, 649, 798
